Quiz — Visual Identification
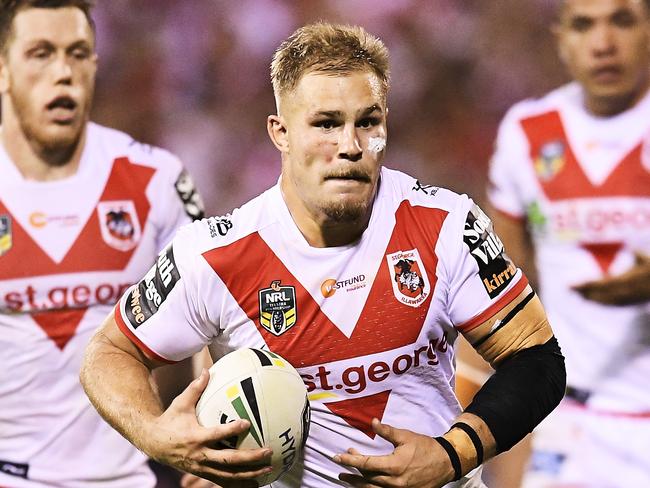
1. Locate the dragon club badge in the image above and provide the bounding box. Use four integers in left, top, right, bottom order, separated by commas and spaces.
258, 280, 297, 336
386, 248, 431, 307
97, 200, 142, 252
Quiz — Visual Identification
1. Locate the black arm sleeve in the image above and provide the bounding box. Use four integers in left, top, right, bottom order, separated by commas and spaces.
464, 336, 566, 453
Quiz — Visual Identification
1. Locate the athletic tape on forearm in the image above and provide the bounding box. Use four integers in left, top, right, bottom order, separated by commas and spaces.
464, 336, 566, 452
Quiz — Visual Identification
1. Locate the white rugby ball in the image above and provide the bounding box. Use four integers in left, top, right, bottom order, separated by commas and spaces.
196, 348, 310, 485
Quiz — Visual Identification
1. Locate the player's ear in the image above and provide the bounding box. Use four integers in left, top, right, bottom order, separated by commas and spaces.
267, 114, 289, 153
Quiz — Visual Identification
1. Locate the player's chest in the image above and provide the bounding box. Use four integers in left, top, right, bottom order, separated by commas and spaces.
0, 157, 157, 280
519, 108, 647, 197
207, 203, 454, 369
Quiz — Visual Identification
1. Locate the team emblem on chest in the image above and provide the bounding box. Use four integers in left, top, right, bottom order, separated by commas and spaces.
534, 140, 565, 181
0, 215, 12, 256
258, 280, 297, 336
97, 200, 142, 251
386, 248, 431, 307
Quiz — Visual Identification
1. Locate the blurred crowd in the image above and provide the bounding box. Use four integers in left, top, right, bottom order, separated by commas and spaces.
91, 0, 567, 216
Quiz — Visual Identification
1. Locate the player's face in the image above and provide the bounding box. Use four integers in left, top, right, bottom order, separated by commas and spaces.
278, 70, 387, 225
556, 0, 650, 114
0, 7, 97, 158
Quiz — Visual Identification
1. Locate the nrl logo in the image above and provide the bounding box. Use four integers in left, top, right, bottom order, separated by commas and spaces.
258, 280, 297, 336
534, 140, 565, 181
386, 249, 431, 307
97, 200, 141, 252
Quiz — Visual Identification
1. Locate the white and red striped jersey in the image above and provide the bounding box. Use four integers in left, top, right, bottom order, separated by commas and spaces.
0, 122, 202, 488
488, 82, 650, 413
116, 167, 527, 488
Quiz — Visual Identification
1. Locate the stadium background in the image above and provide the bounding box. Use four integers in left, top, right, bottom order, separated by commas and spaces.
91, 0, 567, 215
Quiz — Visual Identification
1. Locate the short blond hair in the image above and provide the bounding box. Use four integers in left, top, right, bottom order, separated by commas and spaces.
271, 22, 390, 101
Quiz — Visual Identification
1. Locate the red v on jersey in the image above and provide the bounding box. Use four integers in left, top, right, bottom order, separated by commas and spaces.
580, 242, 624, 275
521, 111, 650, 200
30, 307, 88, 350
323, 390, 391, 439
203, 201, 448, 368
0, 157, 155, 280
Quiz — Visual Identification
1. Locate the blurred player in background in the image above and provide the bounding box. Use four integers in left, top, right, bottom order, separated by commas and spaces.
81, 22, 565, 488
0, 1, 203, 487
486, 0, 650, 485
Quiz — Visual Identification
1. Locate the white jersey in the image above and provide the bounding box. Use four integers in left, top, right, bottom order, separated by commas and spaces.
488, 82, 650, 413
0, 122, 202, 488
116, 167, 527, 488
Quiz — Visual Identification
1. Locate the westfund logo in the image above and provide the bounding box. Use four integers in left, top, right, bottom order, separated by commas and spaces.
125, 244, 180, 327
463, 204, 516, 298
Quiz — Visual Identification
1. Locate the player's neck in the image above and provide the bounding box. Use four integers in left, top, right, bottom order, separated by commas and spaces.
585, 77, 650, 117
0, 111, 86, 182
281, 185, 371, 248
301, 216, 369, 248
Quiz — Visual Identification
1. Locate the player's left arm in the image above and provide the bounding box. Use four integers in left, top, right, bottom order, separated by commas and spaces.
573, 251, 650, 305
458, 283, 564, 453
336, 198, 565, 487
420, 285, 563, 484
335, 285, 564, 488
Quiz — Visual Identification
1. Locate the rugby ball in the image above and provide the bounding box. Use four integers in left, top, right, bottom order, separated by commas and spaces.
196, 348, 310, 485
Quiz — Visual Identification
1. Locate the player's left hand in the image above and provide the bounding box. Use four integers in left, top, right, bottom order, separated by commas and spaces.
573, 251, 650, 306
334, 418, 454, 488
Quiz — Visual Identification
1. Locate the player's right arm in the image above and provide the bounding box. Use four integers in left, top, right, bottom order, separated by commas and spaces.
80, 225, 272, 487
82, 311, 271, 484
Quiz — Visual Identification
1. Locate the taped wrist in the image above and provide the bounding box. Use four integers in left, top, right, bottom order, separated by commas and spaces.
464, 336, 566, 452
434, 436, 461, 481
451, 422, 484, 466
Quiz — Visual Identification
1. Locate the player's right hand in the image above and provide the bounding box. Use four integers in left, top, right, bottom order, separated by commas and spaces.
573, 251, 650, 306
143, 369, 273, 487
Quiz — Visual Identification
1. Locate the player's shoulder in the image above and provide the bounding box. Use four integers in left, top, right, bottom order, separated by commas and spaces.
381, 166, 472, 215
174, 186, 279, 256
501, 82, 578, 126
87, 122, 183, 172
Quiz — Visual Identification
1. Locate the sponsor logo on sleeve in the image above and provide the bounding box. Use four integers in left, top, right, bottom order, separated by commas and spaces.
0, 215, 12, 256
125, 244, 180, 328
258, 280, 297, 336
97, 200, 142, 251
385, 248, 431, 307
463, 204, 516, 298
175, 169, 205, 221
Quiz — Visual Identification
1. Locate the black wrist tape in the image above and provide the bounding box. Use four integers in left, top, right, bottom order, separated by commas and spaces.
434, 436, 462, 481
452, 422, 484, 466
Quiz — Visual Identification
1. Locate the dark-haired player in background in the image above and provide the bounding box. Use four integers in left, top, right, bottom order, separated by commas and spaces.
487, 0, 650, 485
